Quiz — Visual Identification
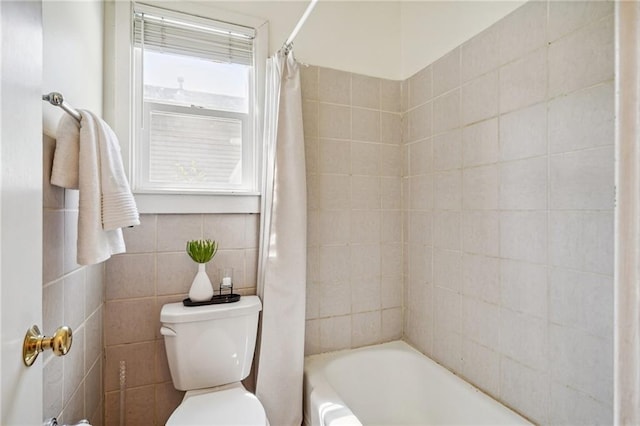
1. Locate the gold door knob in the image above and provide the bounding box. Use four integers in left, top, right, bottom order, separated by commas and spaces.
23, 325, 73, 367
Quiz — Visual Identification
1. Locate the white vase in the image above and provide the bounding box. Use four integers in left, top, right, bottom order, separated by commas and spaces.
189, 263, 213, 302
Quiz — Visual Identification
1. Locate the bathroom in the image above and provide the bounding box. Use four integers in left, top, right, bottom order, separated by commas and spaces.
0, 0, 629, 424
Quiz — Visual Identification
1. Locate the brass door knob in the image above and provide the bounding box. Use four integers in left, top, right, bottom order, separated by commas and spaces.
23, 325, 73, 367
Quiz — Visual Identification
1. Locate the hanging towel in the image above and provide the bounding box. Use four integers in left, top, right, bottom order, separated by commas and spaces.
51, 113, 80, 189
51, 110, 140, 265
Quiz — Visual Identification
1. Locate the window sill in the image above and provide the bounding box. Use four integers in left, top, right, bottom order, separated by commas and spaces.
134, 193, 260, 214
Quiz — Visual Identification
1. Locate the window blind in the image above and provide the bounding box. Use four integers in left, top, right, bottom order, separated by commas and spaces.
133, 4, 255, 66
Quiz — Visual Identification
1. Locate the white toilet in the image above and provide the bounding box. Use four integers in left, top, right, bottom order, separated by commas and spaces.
160, 295, 268, 425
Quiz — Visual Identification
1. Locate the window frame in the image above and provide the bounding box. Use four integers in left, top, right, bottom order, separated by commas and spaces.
105, 0, 268, 213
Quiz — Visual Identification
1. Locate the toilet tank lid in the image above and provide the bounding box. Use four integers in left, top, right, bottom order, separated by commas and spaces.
161, 295, 262, 323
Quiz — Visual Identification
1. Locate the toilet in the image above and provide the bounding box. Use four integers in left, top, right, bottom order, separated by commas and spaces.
160, 295, 268, 425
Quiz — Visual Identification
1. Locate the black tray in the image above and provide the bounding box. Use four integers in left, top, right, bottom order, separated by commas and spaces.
183, 293, 241, 307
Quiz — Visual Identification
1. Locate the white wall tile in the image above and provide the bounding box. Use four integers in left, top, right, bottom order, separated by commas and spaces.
351, 276, 381, 313
550, 267, 613, 339
319, 211, 351, 246
319, 175, 351, 210
352, 141, 381, 175
408, 66, 432, 108
500, 308, 547, 370
319, 103, 351, 139
433, 129, 462, 171
433, 249, 462, 293
549, 324, 613, 403
463, 165, 499, 210
382, 307, 403, 341
461, 297, 500, 348
461, 71, 499, 125
433, 211, 460, 251
550, 147, 614, 210
462, 118, 499, 167
352, 74, 380, 109
409, 138, 432, 176
381, 80, 401, 113
318, 68, 351, 105
352, 311, 382, 348
501, 260, 547, 319
408, 211, 432, 246
433, 89, 460, 135
433, 47, 460, 97
549, 210, 613, 275
499, 48, 547, 114
352, 108, 380, 142
409, 175, 433, 210
548, 1, 614, 42
500, 211, 547, 264
320, 315, 352, 352
500, 157, 547, 210
499, 102, 547, 162
407, 102, 432, 142
319, 139, 350, 174
548, 82, 614, 154
380, 145, 401, 177
433, 329, 462, 372
461, 339, 500, 397
462, 254, 500, 305
549, 382, 613, 425
462, 211, 500, 256
498, 1, 547, 65
305, 319, 320, 355
461, 25, 500, 83
381, 177, 401, 210
548, 16, 614, 97
381, 112, 401, 144
434, 171, 462, 211
501, 358, 549, 425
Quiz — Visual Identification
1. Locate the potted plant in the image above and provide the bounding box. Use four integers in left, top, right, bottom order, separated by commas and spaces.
186, 239, 218, 302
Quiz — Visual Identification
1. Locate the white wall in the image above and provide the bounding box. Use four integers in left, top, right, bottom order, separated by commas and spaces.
43, 0, 104, 137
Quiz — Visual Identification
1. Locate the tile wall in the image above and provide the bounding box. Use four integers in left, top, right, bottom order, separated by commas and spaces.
402, 1, 615, 424
43, 135, 105, 425
301, 66, 404, 354
102, 213, 259, 425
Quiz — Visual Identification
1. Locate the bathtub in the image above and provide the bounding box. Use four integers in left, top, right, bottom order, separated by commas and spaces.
303, 341, 532, 426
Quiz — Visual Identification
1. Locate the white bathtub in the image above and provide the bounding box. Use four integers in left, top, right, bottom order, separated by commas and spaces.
303, 341, 532, 426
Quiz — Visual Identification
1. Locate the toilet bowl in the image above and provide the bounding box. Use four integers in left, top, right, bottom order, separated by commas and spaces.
160, 296, 268, 425
166, 383, 267, 425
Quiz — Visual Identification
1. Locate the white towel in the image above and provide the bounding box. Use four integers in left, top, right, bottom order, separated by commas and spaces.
51, 110, 140, 265
51, 113, 80, 189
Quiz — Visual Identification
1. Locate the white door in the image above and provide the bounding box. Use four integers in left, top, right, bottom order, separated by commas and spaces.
0, 1, 44, 425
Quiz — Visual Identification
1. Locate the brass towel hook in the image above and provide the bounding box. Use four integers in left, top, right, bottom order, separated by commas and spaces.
23, 325, 73, 367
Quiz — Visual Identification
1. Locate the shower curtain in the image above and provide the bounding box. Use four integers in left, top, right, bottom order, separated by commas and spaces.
615, 1, 640, 423
255, 50, 307, 426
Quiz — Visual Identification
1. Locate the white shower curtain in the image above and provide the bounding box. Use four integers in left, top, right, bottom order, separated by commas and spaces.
256, 50, 307, 426
615, 1, 640, 423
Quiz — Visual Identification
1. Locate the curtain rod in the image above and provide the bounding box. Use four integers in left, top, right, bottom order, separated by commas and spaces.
42, 92, 81, 123
283, 0, 318, 54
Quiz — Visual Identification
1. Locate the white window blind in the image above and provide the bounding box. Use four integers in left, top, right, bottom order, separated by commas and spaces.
131, 3, 260, 196
133, 3, 255, 65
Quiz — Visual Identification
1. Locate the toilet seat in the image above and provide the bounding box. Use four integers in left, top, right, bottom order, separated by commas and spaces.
166, 384, 268, 426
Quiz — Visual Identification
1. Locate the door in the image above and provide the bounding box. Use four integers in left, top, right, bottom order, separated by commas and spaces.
0, 1, 44, 424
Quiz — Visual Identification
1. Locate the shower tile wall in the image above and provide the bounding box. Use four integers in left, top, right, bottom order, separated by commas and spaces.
102, 213, 258, 425
402, 2, 614, 424
302, 66, 404, 354
43, 135, 104, 426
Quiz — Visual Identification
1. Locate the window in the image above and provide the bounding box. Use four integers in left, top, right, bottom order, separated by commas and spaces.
122, 3, 267, 212
133, 4, 257, 194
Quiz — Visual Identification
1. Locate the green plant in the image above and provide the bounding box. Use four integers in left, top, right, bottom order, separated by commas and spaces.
186, 239, 218, 264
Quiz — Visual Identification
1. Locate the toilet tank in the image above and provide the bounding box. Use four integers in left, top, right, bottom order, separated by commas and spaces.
160, 296, 262, 391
